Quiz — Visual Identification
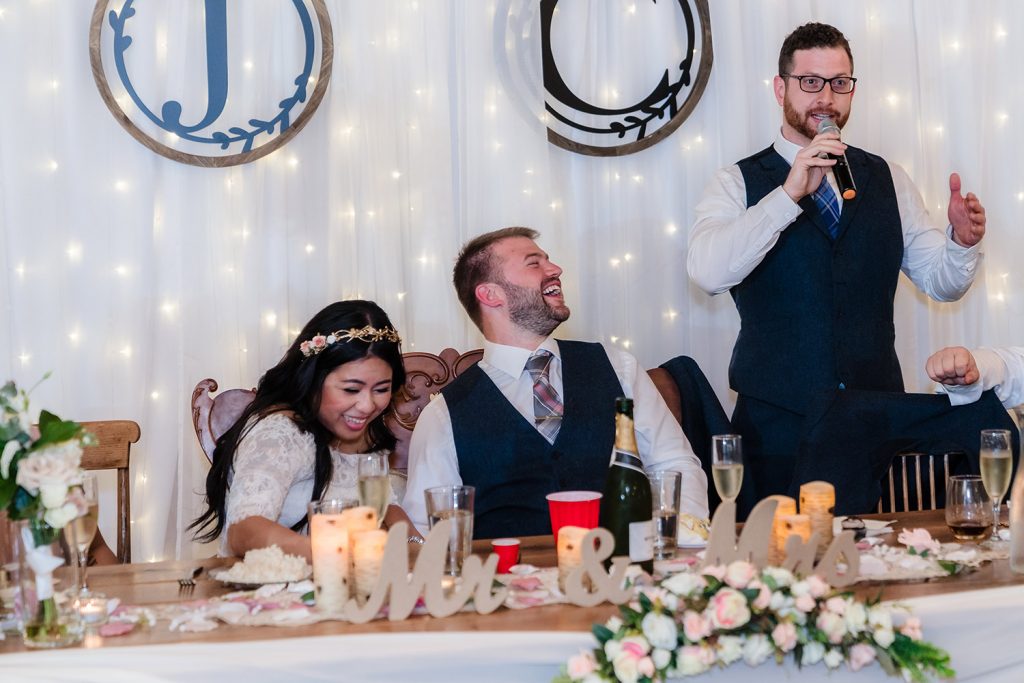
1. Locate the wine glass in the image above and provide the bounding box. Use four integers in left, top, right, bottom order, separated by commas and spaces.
980, 429, 1013, 540
357, 453, 390, 524
712, 434, 744, 504
69, 474, 99, 596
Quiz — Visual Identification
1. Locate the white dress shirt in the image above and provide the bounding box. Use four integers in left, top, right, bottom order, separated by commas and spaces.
939, 347, 1024, 409
402, 337, 709, 531
687, 130, 980, 297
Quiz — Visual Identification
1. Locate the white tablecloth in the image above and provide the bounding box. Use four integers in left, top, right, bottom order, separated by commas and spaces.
2, 586, 1023, 682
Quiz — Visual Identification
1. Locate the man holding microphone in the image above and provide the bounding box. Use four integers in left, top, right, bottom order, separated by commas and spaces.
687, 22, 988, 504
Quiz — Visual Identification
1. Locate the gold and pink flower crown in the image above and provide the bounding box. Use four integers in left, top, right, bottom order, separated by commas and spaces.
299, 325, 401, 358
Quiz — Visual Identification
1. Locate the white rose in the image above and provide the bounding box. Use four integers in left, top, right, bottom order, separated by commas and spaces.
605, 616, 624, 632
743, 634, 774, 666
845, 601, 868, 634
874, 626, 895, 648
801, 641, 825, 666
662, 572, 707, 598
44, 501, 78, 530
39, 483, 69, 510
823, 648, 844, 669
868, 606, 893, 632
604, 639, 622, 661
651, 647, 671, 670
641, 613, 678, 650
717, 635, 744, 664
566, 651, 598, 680
762, 566, 794, 588
676, 645, 713, 676
612, 653, 639, 683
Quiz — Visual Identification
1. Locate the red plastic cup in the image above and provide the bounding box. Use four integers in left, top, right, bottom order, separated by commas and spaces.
546, 491, 602, 540
491, 538, 521, 574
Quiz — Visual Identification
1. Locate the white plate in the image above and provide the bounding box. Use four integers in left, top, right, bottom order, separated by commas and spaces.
209, 569, 310, 589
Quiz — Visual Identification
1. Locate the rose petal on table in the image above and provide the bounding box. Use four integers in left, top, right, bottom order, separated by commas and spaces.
254, 583, 286, 598
287, 579, 315, 593
169, 611, 219, 632
509, 576, 542, 591
98, 622, 134, 637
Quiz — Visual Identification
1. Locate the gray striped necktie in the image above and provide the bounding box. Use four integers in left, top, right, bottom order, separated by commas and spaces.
525, 350, 563, 441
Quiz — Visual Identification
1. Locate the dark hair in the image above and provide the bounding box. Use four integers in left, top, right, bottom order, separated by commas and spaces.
189, 300, 405, 543
452, 226, 539, 328
778, 22, 853, 76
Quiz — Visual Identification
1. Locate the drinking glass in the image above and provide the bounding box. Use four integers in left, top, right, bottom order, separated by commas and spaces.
424, 485, 475, 576
945, 474, 994, 542
980, 429, 1012, 539
69, 474, 99, 596
357, 453, 390, 524
647, 470, 681, 559
711, 434, 744, 503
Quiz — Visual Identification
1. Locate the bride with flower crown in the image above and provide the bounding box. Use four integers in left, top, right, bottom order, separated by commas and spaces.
189, 300, 422, 561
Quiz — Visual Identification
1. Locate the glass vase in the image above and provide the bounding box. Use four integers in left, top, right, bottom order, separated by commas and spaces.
10, 515, 82, 648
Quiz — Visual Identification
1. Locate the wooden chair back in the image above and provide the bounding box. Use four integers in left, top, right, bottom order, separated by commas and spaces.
877, 451, 963, 513
191, 379, 257, 463
80, 420, 140, 563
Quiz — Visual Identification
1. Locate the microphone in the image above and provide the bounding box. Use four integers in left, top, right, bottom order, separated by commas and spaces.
816, 117, 857, 201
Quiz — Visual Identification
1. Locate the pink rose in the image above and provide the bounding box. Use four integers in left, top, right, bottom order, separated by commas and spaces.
748, 579, 773, 610
771, 620, 798, 652
682, 609, 712, 642
637, 657, 655, 678
825, 596, 847, 615
794, 593, 817, 613
299, 341, 312, 355
566, 651, 598, 679
848, 643, 877, 672
817, 611, 848, 644
806, 574, 830, 598
702, 564, 727, 581
706, 587, 751, 630
724, 560, 757, 589
900, 616, 923, 641
311, 335, 327, 350
898, 528, 941, 555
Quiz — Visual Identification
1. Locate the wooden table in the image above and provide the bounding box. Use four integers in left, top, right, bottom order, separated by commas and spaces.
1, 509, 1021, 655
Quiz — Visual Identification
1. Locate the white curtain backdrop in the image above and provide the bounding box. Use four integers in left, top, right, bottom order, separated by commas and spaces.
1, 0, 1022, 561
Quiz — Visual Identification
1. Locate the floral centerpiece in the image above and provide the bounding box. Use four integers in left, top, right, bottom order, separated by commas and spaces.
1, 376, 92, 647
555, 561, 953, 682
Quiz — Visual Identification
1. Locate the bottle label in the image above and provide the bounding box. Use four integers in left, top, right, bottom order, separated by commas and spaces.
610, 448, 644, 473
628, 519, 654, 562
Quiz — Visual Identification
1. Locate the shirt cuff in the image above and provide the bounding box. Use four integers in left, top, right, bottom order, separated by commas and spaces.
945, 224, 982, 257
761, 185, 802, 227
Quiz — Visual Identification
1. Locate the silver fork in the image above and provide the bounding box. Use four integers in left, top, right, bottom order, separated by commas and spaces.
178, 567, 202, 592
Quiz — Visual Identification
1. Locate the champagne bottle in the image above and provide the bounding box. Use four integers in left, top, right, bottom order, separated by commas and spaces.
598, 397, 654, 573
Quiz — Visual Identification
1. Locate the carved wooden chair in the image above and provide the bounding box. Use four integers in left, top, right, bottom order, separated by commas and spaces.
80, 420, 140, 563
190, 379, 257, 463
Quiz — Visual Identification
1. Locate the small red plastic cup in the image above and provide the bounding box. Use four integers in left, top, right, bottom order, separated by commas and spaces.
546, 491, 602, 541
491, 538, 521, 574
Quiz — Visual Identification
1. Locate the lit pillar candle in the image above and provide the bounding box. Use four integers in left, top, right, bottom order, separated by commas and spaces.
352, 529, 388, 602
799, 481, 836, 553
778, 514, 812, 554
340, 506, 379, 533
309, 512, 351, 613
557, 526, 587, 592
767, 494, 797, 565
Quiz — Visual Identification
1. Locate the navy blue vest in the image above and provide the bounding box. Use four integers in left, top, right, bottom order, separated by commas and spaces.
732, 145, 905, 413
442, 340, 622, 539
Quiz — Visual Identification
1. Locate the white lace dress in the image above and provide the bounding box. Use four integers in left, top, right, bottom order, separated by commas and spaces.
220, 412, 394, 555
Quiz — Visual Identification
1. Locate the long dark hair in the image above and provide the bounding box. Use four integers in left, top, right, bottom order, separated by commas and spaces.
189, 300, 406, 543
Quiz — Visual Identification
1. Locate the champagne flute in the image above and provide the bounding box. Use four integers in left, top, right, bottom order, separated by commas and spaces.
68, 473, 99, 595
357, 453, 390, 524
980, 429, 1013, 540
711, 434, 744, 503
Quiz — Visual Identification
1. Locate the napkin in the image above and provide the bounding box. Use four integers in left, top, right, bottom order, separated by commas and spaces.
833, 516, 895, 537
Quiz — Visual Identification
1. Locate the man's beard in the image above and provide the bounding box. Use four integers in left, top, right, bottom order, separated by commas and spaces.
499, 278, 570, 337
783, 95, 849, 142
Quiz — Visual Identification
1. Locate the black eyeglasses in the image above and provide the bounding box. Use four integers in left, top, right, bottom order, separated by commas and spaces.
782, 74, 857, 94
